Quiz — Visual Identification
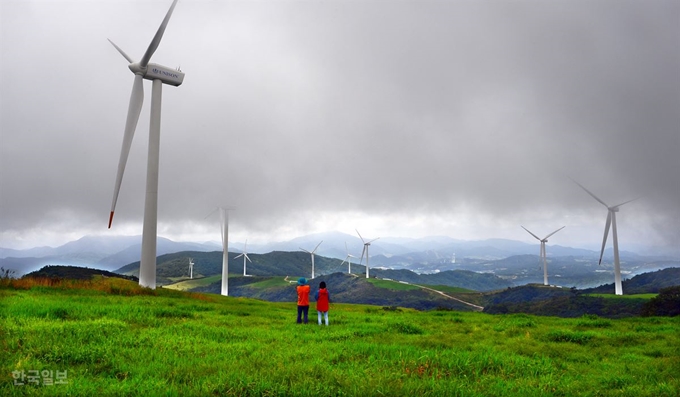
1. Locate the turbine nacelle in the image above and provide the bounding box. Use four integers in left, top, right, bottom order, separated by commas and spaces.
128, 63, 185, 86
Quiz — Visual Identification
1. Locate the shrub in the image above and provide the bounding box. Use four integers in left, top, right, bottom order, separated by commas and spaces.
546, 330, 594, 344
641, 286, 680, 317
390, 322, 424, 335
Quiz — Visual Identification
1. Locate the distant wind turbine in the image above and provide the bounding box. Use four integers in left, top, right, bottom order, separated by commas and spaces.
107, 0, 184, 290
357, 229, 379, 279
300, 241, 323, 279
521, 226, 565, 286
573, 180, 637, 295
235, 240, 252, 276
341, 242, 357, 274
188, 258, 194, 279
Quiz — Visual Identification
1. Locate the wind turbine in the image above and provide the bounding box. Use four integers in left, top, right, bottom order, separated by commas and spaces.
300, 241, 323, 279
341, 242, 357, 274
107, 0, 184, 289
188, 258, 194, 279
574, 180, 636, 295
521, 226, 565, 286
235, 240, 252, 276
357, 229, 379, 279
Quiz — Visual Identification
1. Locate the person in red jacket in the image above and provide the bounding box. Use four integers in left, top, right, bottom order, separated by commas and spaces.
296, 277, 310, 324
315, 281, 331, 326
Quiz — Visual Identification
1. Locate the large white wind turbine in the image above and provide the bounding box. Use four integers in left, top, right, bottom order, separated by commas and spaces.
300, 241, 323, 279
107, 0, 184, 289
521, 226, 565, 286
188, 258, 194, 279
235, 240, 252, 276
357, 229, 379, 279
574, 181, 636, 295
341, 242, 357, 274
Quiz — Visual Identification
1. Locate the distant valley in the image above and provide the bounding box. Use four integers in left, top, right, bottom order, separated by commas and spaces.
2, 231, 678, 292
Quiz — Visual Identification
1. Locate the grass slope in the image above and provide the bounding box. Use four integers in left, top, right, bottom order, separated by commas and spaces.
2, 277, 679, 396
162, 275, 222, 291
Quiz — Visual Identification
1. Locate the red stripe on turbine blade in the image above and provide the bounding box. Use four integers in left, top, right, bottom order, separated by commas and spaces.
108, 211, 115, 229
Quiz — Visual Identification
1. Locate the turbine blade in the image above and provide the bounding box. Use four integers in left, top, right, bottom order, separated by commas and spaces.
220, 209, 226, 249
140, 0, 179, 67
300, 248, 311, 254
521, 226, 541, 241
359, 246, 366, 265
204, 207, 219, 219
573, 179, 609, 208
216, 208, 229, 252
613, 197, 640, 208
234, 253, 244, 259
109, 74, 144, 228
599, 211, 612, 265
356, 229, 365, 243
312, 240, 323, 253
108, 39, 134, 63
244, 253, 252, 263
543, 226, 566, 240
367, 237, 380, 244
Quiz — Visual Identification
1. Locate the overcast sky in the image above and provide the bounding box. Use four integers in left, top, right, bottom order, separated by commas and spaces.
1, 0, 678, 253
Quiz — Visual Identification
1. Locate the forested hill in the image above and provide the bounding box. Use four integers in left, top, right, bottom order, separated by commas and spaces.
582, 267, 680, 294
23, 265, 138, 281
114, 250, 512, 291
481, 267, 680, 318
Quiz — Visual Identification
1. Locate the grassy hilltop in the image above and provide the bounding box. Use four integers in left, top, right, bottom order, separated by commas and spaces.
2, 276, 679, 396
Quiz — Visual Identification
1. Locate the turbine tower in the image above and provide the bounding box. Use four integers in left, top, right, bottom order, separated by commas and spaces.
107, 0, 184, 289
357, 229, 379, 278
341, 242, 356, 274
188, 258, 194, 279
219, 208, 230, 296
300, 241, 323, 279
574, 180, 636, 295
235, 240, 252, 276
521, 226, 565, 286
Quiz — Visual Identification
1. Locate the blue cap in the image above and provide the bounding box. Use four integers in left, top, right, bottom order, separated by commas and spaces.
297, 277, 307, 285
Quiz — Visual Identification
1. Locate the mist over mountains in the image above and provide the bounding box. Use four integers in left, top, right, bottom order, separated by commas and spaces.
2, 231, 677, 288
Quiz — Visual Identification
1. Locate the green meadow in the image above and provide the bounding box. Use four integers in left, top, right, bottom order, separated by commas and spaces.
1, 277, 679, 396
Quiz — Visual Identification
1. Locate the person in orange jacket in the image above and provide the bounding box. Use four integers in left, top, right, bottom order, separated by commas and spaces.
315, 281, 330, 326
296, 277, 310, 324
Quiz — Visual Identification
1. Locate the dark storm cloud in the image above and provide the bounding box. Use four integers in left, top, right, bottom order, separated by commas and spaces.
1, 0, 678, 250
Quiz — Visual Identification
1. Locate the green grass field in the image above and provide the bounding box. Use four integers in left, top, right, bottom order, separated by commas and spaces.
1, 277, 679, 396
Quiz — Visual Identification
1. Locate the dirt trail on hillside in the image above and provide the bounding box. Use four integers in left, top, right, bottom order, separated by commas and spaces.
408, 282, 484, 311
